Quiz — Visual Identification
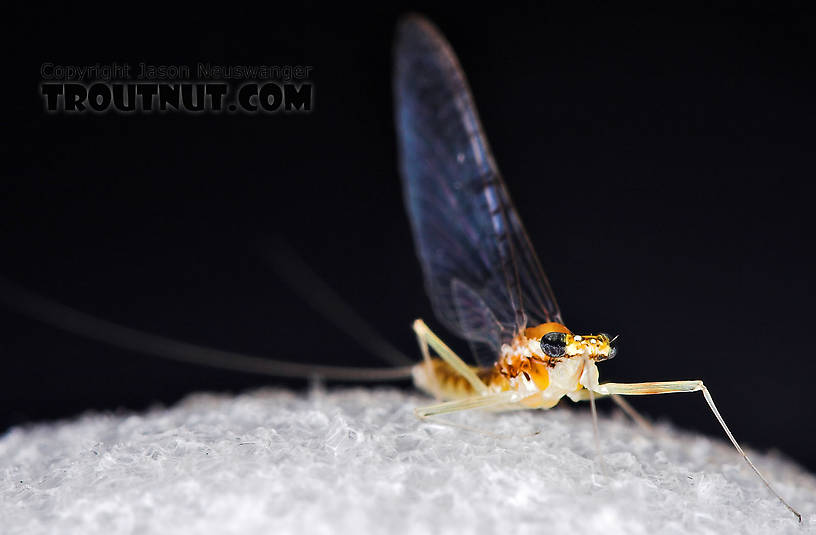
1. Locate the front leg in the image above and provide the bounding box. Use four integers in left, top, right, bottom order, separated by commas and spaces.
593, 380, 800, 522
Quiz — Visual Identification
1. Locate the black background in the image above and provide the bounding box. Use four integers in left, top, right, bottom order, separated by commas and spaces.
4, 4, 815, 472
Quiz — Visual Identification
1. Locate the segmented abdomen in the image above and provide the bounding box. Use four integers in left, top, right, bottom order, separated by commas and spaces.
412, 358, 508, 400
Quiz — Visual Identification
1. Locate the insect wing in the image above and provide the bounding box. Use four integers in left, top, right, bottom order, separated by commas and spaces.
394, 15, 562, 364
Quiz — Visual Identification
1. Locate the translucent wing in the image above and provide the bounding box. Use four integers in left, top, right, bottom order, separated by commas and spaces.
394, 15, 562, 365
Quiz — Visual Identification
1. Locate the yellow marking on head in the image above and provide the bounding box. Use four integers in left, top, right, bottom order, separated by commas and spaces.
566, 333, 615, 361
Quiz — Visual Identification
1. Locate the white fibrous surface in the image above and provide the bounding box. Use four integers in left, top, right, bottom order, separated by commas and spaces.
1, 388, 814, 535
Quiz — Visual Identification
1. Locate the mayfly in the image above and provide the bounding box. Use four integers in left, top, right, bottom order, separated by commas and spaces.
0, 14, 800, 522
392, 15, 801, 522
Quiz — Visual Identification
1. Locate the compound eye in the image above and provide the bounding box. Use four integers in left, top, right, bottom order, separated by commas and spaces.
540, 332, 567, 357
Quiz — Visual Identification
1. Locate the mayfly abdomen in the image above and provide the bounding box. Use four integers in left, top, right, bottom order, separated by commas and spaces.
412, 359, 501, 399
412, 357, 572, 412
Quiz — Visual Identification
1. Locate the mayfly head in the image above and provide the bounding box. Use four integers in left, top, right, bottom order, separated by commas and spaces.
539, 332, 617, 362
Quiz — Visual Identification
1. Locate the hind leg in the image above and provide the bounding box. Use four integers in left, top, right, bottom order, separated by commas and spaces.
412, 319, 488, 396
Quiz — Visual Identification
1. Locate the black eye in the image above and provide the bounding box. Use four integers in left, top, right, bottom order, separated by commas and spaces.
540, 332, 567, 357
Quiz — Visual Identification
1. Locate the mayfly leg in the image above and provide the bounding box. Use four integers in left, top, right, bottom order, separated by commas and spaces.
414, 390, 546, 440
595, 380, 802, 522
415, 391, 520, 418
568, 389, 653, 432
412, 319, 488, 395
607, 395, 653, 431
412, 320, 522, 432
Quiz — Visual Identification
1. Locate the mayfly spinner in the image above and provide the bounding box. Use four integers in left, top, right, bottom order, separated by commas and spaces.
393, 15, 800, 522
0, 14, 801, 523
